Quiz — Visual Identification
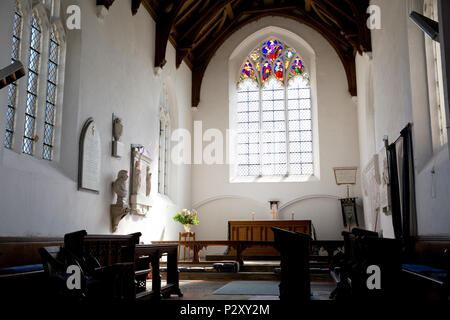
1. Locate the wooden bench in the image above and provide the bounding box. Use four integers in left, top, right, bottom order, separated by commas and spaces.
134, 244, 183, 300
0, 236, 63, 300
401, 236, 450, 300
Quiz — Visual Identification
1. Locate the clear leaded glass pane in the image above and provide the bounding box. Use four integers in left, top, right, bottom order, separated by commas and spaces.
287, 76, 313, 175
164, 124, 170, 195
43, 26, 59, 160
261, 78, 286, 176
4, 2, 22, 149
237, 79, 260, 176
158, 120, 165, 194
23, 13, 41, 155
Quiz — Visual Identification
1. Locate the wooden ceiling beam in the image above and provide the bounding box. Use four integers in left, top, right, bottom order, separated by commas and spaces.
305, 0, 312, 12
144, 0, 370, 106
154, 0, 187, 69
179, 0, 234, 41
225, 3, 234, 19
318, 0, 357, 23
175, 0, 201, 26
131, 0, 142, 15
191, 10, 357, 107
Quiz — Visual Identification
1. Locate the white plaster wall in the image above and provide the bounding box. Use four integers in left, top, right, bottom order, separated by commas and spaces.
355, 53, 378, 232
359, 0, 450, 237
0, 0, 192, 242
191, 17, 363, 241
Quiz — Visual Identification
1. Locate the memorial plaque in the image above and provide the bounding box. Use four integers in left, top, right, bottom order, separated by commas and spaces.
333, 167, 358, 185
78, 118, 101, 193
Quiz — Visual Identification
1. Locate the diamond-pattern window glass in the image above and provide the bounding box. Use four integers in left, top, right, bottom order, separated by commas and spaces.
261, 78, 286, 176
236, 79, 260, 176
43, 26, 60, 160
287, 76, 313, 175
23, 13, 41, 156
5, 1, 23, 149
236, 39, 313, 177
164, 123, 170, 195
158, 101, 170, 196
158, 120, 165, 194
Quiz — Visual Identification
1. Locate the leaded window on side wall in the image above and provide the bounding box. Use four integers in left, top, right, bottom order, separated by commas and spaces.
158, 111, 170, 196
4, 1, 65, 162
236, 39, 313, 177
424, 0, 448, 147
23, 13, 42, 155
43, 27, 60, 160
5, 2, 23, 149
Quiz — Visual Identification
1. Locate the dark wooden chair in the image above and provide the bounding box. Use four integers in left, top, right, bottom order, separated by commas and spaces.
271, 227, 311, 301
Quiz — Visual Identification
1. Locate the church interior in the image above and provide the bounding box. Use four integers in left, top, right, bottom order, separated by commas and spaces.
0, 0, 449, 307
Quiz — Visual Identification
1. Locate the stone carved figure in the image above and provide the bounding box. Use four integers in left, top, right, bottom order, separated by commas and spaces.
113, 117, 123, 141
113, 170, 128, 206
111, 170, 130, 232
132, 152, 142, 194
146, 166, 152, 196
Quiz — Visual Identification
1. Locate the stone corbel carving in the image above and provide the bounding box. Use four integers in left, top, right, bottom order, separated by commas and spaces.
110, 170, 130, 232
112, 114, 124, 158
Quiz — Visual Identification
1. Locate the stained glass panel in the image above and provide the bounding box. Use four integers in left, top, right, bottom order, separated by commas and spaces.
262, 39, 283, 63
262, 61, 271, 83
240, 60, 255, 80
274, 60, 284, 82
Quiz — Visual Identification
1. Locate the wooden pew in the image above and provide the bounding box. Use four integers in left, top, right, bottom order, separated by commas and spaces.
402, 236, 450, 300
0, 231, 142, 301
271, 227, 311, 301
0, 236, 63, 300
330, 229, 402, 300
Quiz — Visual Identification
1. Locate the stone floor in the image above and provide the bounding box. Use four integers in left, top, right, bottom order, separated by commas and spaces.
152, 280, 335, 300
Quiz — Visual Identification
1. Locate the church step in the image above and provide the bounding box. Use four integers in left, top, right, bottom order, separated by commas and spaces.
164, 271, 280, 281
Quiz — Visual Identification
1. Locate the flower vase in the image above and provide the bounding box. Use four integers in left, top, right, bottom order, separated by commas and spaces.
184, 224, 192, 233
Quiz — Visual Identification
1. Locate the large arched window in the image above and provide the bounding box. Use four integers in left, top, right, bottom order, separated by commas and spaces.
236, 39, 312, 177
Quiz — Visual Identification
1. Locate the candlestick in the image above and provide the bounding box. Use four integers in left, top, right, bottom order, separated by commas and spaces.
251, 212, 255, 221
291, 212, 294, 220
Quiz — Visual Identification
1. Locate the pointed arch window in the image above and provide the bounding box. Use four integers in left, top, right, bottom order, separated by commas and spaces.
236, 39, 313, 177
